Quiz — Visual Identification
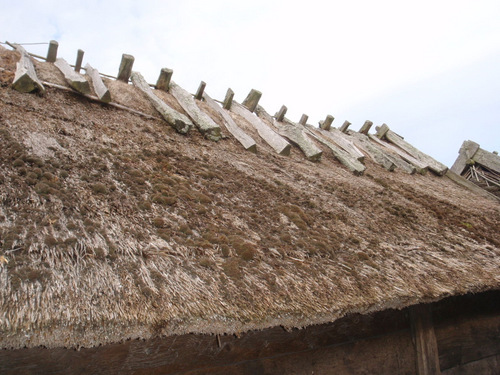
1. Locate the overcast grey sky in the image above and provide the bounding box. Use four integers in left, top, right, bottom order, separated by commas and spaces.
2, 0, 499, 167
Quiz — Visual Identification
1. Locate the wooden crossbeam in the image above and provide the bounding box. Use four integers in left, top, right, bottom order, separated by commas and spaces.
11, 44, 45, 94
54, 58, 91, 95
84, 63, 111, 103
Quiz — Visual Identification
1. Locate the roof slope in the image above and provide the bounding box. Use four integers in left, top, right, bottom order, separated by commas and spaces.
1, 46, 499, 349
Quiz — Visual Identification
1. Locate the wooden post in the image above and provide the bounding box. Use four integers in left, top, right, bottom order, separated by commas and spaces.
155, 68, 173, 92
117, 54, 134, 82
276, 105, 287, 122
74, 49, 84, 73
223, 88, 234, 110
84, 63, 111, 103
339, 120, 351, 133
11, 44, 45, 94
410, 305, 441, 375
359, 120, 373, 135
320, 115, 334, 131
54, 58, 91, 95
375, 123, 390, 139
242, 89, 262, 113
194, 81, 206, 100
46, 40, 58, 63
299, 114, 308, 126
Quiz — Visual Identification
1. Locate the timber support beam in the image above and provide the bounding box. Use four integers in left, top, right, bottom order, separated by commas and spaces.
410, 305, 441, 375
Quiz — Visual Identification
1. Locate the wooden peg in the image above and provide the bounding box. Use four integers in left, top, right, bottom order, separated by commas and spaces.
299, 114, 308, 125
223, 88, 234, 110
194, 81, 206, 100
276, 105, 287, 122
74, 49, 84, 73
242, 89, 262, 113
117, 54, 135, 82
156, 68, 173, 91
320, 115, 334, 131
359, 120, 373, 135
46, 40, 59, 63
339, 121, 351, 133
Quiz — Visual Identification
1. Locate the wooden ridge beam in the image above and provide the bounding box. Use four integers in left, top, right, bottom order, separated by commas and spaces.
231, 102, 291, 155
84, 63, 111, 103
202, 91, 256, 152
130, 71, 193, 134
256, 107, 322, 161
450, 140, 480, 175
11, 43, 45, 94
472, 148, 500, 173
54, 58, 91, 95
169, 81, 221, 141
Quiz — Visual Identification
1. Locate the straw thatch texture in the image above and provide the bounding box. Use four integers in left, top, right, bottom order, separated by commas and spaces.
0, 46, 499, 349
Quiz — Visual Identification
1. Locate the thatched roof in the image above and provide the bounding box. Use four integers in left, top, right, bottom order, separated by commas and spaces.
1, 45, 499, 350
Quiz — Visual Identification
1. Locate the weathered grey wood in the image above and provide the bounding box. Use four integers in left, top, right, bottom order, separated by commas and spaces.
350, 132, 396, 171
320, 115, 334, 131
46, 40, 58, 63
54, 58, 91, 95
223, 88, 234, 110
276, 105, 287, 122
84, 63, 111, 103
117, 54, 135, 82
194, 81, 206, 100
11, 44, 45, 94
472, 148, 500, 173
359, 120, 373, 135
379, 124, 448, 175
339, 120, 351, 133
169, 81, 221, 141
242, 89, 262, 113
74, 49, 84, 73
319, 128, 365, 162
376, 123, 390, 139
369, 134, 425, 174
156, 68, 173, 92
450, 141, 480, 174
299, 114, 308, 126
305, 125, 365, 174
202, 92, 256, 152
130, 71, 193, 134
410, 305, 441, 375
231, 102, 291, 155
445, 171, 500, 201
256, 107, 322, 161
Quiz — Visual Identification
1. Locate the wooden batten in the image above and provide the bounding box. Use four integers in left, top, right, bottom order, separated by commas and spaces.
276, 105, 287, 122
194, 81, 206, 100
299, 114, 308, 126
74, 49, 84, 73
156, 68, 173, 92
223, 88, 234, 110
231, 102, 291, 155
84, 63, 111, 103
242, 89, 262, 113
202, 92, 257, 152
472, 148, 500, 173
169, 81, 221, 141
117, 54, 135, 82
11, 44, 45, 94
54, 58, 91, 95
320, 115, 334, 131
410, 305, 441, 375
339, 120, 351, 133
359, 120, 373, 135
46, 40, 58, 63
130, 71, 193, 134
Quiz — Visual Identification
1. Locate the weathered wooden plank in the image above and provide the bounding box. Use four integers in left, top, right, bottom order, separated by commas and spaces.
130, 71, 193, 134
350, 132, 396, 171
202, 92, 257, 152
117, 54, 134, 82
339, 120, 351, 133
156, 68, 173, 92
450, 140, 480, 175
223, 88, 234, 110
256, 107, 322, 161
241, 89, 262, 113
299, 114, 309, 126
74, 49, 84, 72
359, 120, 373, 135
317, 128, 365, 162
169, 81, 221, 141
194, 81, 206, 100
410, 305, 441, 375
231, 102, 291, 155
46, 40, 58, 63
276, 105, 287, 122
369, 134, 427, 174
305, 125, 366, 174
84, 63, 111, 103
319, 115, 334, 131
445, 171, 500, 201
377, 124, 448, 175
11, 44, 45, 94
54, 58, 91, 95
472, 148, 500, 173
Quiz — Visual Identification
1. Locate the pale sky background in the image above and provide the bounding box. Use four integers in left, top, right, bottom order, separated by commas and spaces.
1, 0, 499, 167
